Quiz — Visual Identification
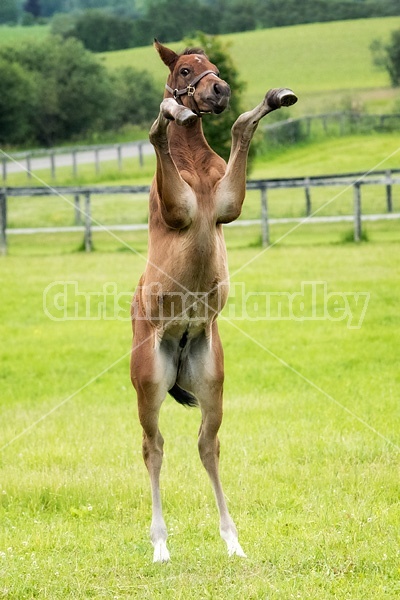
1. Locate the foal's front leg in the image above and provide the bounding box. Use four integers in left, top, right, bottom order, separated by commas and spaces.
149, 98, 198, 228
215, 88, 297, 223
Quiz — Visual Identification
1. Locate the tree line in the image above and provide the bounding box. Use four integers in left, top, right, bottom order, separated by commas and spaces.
0, 32, 247, 161
46, 0, 400, 52
0, 36, 160, 147
2, 1, 400, 51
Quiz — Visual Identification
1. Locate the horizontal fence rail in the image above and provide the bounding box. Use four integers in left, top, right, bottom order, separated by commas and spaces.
0, 170, 399, 254
1, 141, 153, 181
2, 112, 399, 181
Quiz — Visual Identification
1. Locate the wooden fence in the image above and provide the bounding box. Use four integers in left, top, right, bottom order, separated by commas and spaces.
2, 112, 399, 182
1, 140, 151, 182
0, 170, 399, 255
263, 112, 400, 139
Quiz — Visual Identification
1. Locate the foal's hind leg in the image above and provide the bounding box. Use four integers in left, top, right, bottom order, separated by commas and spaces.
184, 325, 246, 558
137, 381, 170, 563
131, 320, 175, 563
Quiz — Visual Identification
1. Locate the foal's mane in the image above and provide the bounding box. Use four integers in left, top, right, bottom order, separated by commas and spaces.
181, 47, 208, 58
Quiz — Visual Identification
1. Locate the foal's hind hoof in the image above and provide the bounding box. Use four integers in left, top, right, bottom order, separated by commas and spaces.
266, 88, 298, 110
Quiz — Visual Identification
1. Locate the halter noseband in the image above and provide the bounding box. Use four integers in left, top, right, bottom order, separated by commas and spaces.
165, 70, 219, 99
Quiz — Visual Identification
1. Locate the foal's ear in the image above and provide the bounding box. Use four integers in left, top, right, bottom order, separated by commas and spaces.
154, 39, 179, 71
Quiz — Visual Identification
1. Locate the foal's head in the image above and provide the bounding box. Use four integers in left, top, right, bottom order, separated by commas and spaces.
155, 40, 231, 116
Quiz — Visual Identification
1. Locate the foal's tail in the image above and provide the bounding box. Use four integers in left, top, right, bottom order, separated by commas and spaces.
168, 383, 198, 408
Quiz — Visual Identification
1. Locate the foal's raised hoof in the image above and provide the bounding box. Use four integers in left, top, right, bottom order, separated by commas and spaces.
175, 108, 198, 127
266, 88, 298, 110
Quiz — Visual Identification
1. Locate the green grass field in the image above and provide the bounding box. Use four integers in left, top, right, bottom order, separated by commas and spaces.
1, 17, 400, 117
1, 15, 400, 598
0, 24, 49, 45
101, 17, 400, 114
1, 221, 400, 598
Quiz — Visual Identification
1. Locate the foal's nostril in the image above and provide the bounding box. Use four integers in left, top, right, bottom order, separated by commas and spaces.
213, 82, 221, 96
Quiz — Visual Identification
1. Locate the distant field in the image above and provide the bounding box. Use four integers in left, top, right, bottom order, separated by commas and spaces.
1, 18, 399, 115
0, 24, 49, 44
102, 17, 400, 113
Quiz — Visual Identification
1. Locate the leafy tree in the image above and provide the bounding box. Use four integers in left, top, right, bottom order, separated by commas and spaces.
72, 10, 135, 52
0, 0, 18, 24
220, 0, 257, 33
0, 35, 161, 146
371, 29, 400, 86
51, 10, 135, 52
108, 67, 160, 129
50, 12, 77, 38
143, 0, 219, 44
0, 58, 37, 145
386, 29, 400, 86
0, 37, 113, 145
23, 0, 41, 18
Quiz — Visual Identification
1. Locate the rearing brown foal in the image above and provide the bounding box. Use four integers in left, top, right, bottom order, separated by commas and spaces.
131, 40, 297, 562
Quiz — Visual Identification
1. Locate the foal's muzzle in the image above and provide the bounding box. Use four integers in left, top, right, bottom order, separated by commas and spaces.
210, 81, 231, 113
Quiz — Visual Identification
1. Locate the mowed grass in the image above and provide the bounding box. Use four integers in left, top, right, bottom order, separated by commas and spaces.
1, 221, 400, 598
102, 17, 400, 113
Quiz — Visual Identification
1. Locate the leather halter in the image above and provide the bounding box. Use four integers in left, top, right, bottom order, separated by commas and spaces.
165, 70, 219, 99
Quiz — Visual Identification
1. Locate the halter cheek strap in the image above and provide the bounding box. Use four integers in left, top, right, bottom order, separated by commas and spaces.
165, 70, 219, 99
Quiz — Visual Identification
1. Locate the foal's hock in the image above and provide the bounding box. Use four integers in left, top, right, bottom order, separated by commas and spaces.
130, 40, 297, 563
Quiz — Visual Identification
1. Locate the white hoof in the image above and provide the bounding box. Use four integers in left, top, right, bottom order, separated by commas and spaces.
226, 539, 247, 558
153, 540, 170, 563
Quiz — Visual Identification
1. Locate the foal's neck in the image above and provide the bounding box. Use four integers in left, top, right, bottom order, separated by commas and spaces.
169, 119, 210, 154
168, 120, 225, 185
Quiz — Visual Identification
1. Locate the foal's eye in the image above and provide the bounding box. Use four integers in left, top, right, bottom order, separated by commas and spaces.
180, 68, 190, 77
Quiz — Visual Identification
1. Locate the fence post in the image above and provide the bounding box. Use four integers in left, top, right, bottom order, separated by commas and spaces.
95, 149, 100, 175
26, 153, 32, 180
72, 150, 78, 178
339, 113, 345, 136
0, 189, 7, 256
304, 177, 311, 216
84, 192, 92, 252
306, 117, 311, 137
74, 194, 81, 225
138, 143, 144, 168
2, 158, 6, 182
117, 145, 122, 171
353, 183, 362, 242
50, 151, 56, 179
260, 185, 269, 247
385, 169, 393, 213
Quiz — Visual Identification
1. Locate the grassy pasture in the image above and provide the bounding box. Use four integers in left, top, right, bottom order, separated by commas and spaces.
5, 177, 400, 235
0, 24, 49, 45
1, 15, 400, 599
1, 222, 400, 598
101, 17, 400, 114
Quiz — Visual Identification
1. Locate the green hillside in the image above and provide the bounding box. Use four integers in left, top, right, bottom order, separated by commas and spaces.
0, 24, 49, 44
102, 17, 400, 114
1, 17, 399, 115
